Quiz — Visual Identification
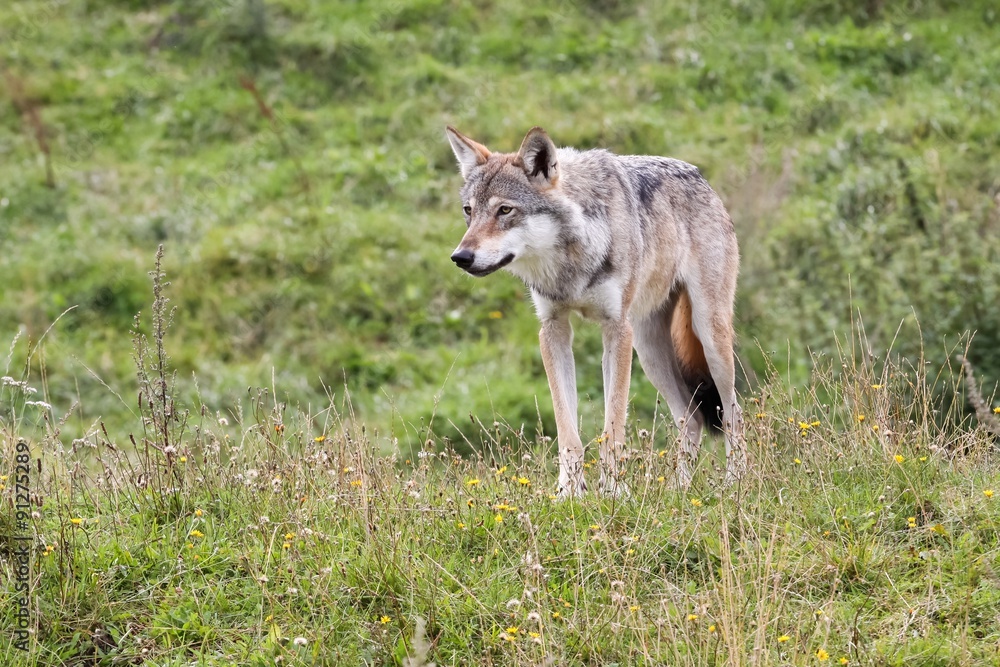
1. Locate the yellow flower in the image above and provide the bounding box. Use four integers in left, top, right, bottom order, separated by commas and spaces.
816, 648, 830, 661
282, 542, 291, 550
687, 614, 698, 621
984, 489, 994, 499
350, 479, 362, 487
856, 414, 865, 423
794, 458, 802, 465
709, 624, 717, 633
657, 475, 665, 483
589, 524, 601, 531
528, 631, 540, 638
457, 522, 465, 529
894, 454, 904, 463
994, 406, 1000, 414
284, 532, 295, 540
755, 412, 766, 419
919, 456, 927, 462
626, 549, 635, 555
658, 449, 666, 457
70, 518, 83, 525
380, 615, 391, 624
690, 498, 703, 507
495, 513, 503, 524
495, 466, 507, 476
466, 478, 480, 487
194, 509, 203, 517
551, 611, 561, 619
314, 435, 326, 442
777, 634, 790, 643
799, 421, 810, 430
517, 477, 530, 486
839, 658, 849, 665
629, 605, 640, 611
179, 456, 187, 463
872, 424, 880, 431
814, 609, 824, 616
871, 384, 883, 389
467, 499, 475, 507
506, 626, 519, 635
907, 517, 917, 528
190, 529, 205, 538
811, 420, 820, 427
488, 311, 503, 319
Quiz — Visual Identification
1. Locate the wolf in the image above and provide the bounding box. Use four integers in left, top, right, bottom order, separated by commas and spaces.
445, 126, 746, 496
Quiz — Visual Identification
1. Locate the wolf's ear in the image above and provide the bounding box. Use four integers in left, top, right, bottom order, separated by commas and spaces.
517, 126, 558, 187
446, 126, 491, 179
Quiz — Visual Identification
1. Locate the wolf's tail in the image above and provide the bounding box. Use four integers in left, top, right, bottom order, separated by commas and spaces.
670, 288, 724, 431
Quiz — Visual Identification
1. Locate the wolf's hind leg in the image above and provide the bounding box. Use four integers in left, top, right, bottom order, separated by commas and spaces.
539, 316, 586, 497
686, 287, 746, 486
632, 307, 704, 489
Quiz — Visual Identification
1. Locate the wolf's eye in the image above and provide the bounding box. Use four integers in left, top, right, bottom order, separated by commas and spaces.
498, 205, 513, 215
463, 205, 472, 216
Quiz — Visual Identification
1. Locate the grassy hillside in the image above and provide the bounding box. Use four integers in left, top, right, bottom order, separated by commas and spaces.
1, 0, 999, 445
2, 1, 1000, 663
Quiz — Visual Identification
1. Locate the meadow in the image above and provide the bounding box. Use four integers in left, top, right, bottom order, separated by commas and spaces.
2, 0, 1000, 664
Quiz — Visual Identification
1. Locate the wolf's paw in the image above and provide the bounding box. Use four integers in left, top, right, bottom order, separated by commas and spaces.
556, 475, 587, 500
670, 466, 694, 492
598, 476, 631, 499
722, 462, 747, 489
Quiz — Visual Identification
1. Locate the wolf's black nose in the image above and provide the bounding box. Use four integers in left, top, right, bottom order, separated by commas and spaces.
451, 249, 475, 269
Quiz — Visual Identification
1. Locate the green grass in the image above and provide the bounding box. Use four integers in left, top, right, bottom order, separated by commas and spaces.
2, 291, 999, 664
1, 0, 999, 445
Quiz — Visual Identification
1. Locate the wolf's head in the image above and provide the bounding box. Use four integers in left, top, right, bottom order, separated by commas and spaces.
445, 126, 564, 278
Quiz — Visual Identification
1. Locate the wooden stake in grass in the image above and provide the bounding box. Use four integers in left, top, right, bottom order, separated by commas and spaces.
2, 66, 56, 188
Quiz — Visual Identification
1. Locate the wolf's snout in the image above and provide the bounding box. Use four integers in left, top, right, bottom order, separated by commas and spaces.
451, 248, 475, 270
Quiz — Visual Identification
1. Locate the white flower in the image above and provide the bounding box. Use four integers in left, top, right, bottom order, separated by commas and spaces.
505, 598, 521, 609
293, 637, 307, 646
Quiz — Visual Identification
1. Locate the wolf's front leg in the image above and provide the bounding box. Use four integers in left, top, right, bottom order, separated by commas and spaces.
539, 317, 586, 497
599, 318, 633, 498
